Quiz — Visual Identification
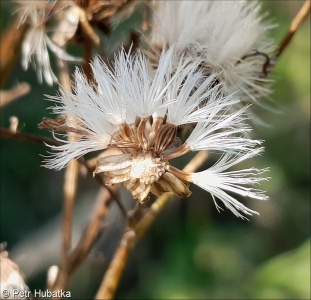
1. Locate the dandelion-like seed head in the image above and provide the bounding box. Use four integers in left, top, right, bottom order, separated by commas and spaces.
16, 0, 81, 86
43, 47, 268, 218
148, 0, 276, 104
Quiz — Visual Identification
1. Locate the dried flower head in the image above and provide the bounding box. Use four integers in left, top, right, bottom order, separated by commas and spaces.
148, 0, 275, 103
16, 0, 81, 85
51, 0, 143, 49
42, 48, 268, 218
0, 246, 29, 297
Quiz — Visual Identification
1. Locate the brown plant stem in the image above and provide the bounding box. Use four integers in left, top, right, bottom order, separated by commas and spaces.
79, 8, 100, 47
0, 83, 30, 107
82, 158, 127, 219
0, 127, 123, 210
1, 124, 126, 282
0, 127, 60, 146
276, 0, 311, 59
0, 18, 29, 87
69, 187, 117, 275
52, 59, 80, 293
83, 39, 94, 83
95, 151, 209, 299
63, 37, 125, 277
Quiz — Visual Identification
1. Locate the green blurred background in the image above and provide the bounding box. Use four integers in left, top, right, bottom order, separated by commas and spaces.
0, 1, 310, 299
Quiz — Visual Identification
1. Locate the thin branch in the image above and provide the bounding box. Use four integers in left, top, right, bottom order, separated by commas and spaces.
0, 127, 61, 146
79, 8, 100, 47
52, 59, 79, 293
276, 0, 311, 59
82, 158, 127, 219
95, 151, 209, 300
0, 127, 125, 215
0, 83, 30, 107
82, 37, 94, 84
50, 37, 126, 291
68, 187, 116, 275
1, 123, 127, 286
0, 18, 29, 87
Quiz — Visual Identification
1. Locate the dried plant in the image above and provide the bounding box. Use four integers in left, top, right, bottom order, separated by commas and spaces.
0, 1, 309, 299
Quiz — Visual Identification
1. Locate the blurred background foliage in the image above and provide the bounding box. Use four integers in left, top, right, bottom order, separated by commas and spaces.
0, 1, 310, 299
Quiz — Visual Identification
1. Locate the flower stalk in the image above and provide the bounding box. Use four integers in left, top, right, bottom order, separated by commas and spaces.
95, 151, 209, 300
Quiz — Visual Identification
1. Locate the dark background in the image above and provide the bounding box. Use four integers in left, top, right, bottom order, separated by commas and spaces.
1, 1, 310, 299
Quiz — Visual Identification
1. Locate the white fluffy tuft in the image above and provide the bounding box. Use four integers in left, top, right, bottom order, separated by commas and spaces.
16, 1, 81, 86
149, 0, 275, 102
191, 149, 269, 219
44, 47, 195, 169
185, 106, 262, 154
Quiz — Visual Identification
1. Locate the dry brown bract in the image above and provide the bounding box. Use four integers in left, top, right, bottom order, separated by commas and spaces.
53, 0, 142, 47
94, 117, 192, 203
